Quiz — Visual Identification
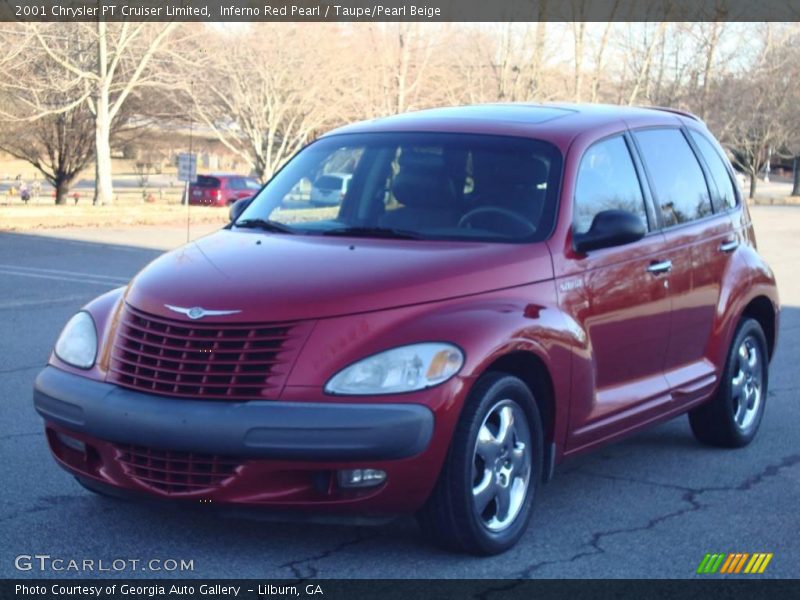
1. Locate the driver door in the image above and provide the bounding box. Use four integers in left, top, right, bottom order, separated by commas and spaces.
555, 134, 673, 451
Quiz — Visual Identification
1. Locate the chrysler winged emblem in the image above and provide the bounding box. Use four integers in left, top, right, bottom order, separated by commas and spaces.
164, 304, 242, 320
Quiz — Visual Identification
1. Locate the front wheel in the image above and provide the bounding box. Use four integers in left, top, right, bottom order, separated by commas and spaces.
417, 373, 543, 555
689, 318, 769, 447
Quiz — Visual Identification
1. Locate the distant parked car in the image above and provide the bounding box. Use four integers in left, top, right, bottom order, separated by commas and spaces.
188, 174, 261, 206
310, 173, 352, 206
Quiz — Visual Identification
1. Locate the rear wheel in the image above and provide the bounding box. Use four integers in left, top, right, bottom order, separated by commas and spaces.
689, 318, 769, 447
417, 373, 543, 555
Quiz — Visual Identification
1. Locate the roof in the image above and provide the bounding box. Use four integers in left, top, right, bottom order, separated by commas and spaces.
323, 103, 706, 149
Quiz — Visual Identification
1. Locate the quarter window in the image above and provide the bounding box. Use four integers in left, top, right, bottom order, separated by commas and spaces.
633, 128, 713, 226
574, 136, 648, 236
688, 130, 737, 210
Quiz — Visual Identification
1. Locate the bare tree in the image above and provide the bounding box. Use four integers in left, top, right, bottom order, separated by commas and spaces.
707, 25, 798, 198
473, 3, 553, 102
572, 20, 586, 102
22, 22, 178, 205
0, 20, 795, 208
589, 20, 617, 102
782, 87, 800, 198
0, 109, 95, 205
182, 25, 339, 182
695, 22, 726, 120
346, 23, 444, 117
624, 22, 669, 105
0, 25, 95, 204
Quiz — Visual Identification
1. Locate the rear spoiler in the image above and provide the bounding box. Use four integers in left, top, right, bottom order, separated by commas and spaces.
645, 106, 704, 123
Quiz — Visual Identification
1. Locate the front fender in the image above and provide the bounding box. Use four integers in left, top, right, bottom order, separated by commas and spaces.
285, 282, 577, 457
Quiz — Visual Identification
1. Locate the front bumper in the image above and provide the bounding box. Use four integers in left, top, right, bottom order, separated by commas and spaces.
33, 366, 453, 513
34, 366, 433, 461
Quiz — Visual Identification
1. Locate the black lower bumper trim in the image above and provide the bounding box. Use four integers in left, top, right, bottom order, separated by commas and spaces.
34, 367, 433, 460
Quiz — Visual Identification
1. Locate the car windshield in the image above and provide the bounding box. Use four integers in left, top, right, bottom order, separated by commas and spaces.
235, 132, 562, 242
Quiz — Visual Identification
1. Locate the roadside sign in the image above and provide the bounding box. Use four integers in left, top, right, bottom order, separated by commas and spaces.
178, 153, 197, 183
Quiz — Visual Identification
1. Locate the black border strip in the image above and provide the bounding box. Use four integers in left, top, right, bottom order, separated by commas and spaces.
3, 579, 800, 600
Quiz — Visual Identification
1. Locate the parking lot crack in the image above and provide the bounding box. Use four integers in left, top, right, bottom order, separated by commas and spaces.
278, 531, 381, 580
0, 431, 42, 442
0, 364, 42, 375
495, 454, 800, 583
730, 453, 800, 491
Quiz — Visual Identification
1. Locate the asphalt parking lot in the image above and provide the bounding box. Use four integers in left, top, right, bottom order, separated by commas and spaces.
1, 206, 798, 580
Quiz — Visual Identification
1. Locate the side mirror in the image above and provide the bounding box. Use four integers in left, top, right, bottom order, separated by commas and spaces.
229, 196, 253, 222
573, 209, 646, 253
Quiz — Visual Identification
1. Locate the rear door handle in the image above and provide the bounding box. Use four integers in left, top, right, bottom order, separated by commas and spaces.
719, 240, 739, 253
647, 260, 673, 275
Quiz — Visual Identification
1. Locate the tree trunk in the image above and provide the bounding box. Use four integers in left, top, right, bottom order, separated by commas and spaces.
792, 156, 800, 197
749, 173, 758, 199
54, 179, 69, 205
93, 94, 113, 205
94, 22, 113, 206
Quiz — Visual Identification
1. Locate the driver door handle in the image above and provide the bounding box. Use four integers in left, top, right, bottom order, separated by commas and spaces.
719, 239, 739, 253
647, 260, 673, 275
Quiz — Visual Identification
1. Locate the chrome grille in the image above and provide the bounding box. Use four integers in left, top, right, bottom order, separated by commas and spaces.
108, 305, 309, 400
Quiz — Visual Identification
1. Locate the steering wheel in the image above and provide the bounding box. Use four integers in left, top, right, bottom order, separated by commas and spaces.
458, 206, 536, 235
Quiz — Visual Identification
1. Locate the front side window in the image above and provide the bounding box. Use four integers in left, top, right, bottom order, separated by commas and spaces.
633, 128, 713, 226
688, 130, 737, 210
236, 133, 563, 243
573, 136, 648, 236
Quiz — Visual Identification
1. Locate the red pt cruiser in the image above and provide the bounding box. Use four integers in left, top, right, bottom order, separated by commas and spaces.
34, 104, 778, 554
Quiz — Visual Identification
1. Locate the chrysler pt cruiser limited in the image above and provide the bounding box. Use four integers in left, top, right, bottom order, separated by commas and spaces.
34, 104, 779, 554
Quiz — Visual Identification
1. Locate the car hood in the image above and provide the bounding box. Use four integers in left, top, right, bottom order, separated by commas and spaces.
124, 230, 554, 323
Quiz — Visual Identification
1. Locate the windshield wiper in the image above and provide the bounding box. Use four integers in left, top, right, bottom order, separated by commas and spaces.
322, 226, 423, 240
235, 218, 295, 234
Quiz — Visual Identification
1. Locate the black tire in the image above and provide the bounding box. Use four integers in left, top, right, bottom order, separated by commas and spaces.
689, 318, 769, 447
417, 373, 543, 555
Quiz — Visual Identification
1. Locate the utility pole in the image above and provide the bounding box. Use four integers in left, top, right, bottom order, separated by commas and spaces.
186, 79, 194, 243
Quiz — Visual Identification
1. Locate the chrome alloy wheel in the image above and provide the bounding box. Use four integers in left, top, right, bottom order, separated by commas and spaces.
731, 335, 763, 432
471, 399, 532, 532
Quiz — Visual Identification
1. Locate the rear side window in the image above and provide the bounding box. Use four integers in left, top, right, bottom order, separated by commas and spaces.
574, 136, 648, 236
195, 176, 220, 188
633, 129, 712, 227
228, 177, 260, 191
688, 131, 737, 210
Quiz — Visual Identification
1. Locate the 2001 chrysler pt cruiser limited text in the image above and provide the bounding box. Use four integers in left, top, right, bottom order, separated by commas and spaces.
34, 104, 779, 554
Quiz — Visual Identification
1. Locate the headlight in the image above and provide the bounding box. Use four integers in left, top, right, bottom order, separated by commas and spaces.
325, 343, 464, 396
54, 311, 97, 369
